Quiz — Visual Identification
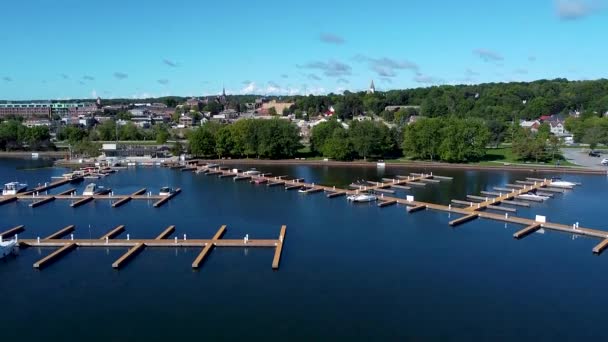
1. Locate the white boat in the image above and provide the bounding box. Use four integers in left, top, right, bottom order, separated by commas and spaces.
243, 169, 261, 176
518, 193, 550, 201
347, 194, 378, 202
159, 187, 175, 196
550, 180, 577, 188
377, 161, 386, 169
0, 238, 17, 260
2, 182, 28, 196
83, 183, 97, 196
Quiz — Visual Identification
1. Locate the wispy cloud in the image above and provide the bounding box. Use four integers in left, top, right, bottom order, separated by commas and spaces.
79, 81, 85, 85
528, 55, 537, 62
555, 0, 600, 20
319, 33, 345, 45
307, 73, 322, 81
163, 58, 178, 67
268, 81, 280, 88
298, 59, 352, 77
113, 72, 128, 80
157, 79, 169, 85
337, 78, 349, 84
473, 48, 504, 62
354, 55, 419, 77
241, 82, 257, 94
82, 75, 95, 81
414, 74, 442, 84
242, 80, 252, 85
281, 74, 289, 79
380, 77, 393, 84
2, 76, 12, 82
60, 73, 70, 80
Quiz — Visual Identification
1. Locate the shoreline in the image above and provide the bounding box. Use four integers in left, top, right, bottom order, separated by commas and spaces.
192, 158, 608, 175
0, 151, 66, 157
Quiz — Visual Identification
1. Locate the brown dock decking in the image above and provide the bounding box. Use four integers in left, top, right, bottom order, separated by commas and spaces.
513, 223, 542, 239
486, 205, 517, 213
327, 191, 347, 198
112, 188, 147, 208
44, 225, 75, 240
155, 225, 175, 239
285, 184, 303, 191
272, 225, 287, 269
192, 225, 226, 269
0, 196, 17, 206
71, 196, 94, 208
33, 243, 77, 269
56, 188, 76, 196
378, 200, 397, 208
30, 196, 55, 208
407, 204, 427, 213
449, 214, 479, 227
153, 188, 182, 208
112, 243, 145, 269
18, 224, 287, 270
0, 225, 25, 239
99, 225, 126, 240
593, 239, 608, 255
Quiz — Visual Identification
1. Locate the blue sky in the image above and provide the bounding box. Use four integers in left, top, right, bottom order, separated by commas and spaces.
0, 0, 606, 100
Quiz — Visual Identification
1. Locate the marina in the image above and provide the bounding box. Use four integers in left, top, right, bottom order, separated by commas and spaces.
2, 158, 608, 340
12, 224, 286, 270
189, 163, 608, 255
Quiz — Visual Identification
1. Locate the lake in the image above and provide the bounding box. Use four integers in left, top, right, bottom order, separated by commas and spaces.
1, 157, 607, 341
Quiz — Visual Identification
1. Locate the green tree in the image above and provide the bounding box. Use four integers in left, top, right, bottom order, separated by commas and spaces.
268, 107, 278, 116
322, 129, 354, 160
310, 119, 343, 154
189, 125, 216, 157
215, 126, 234, 158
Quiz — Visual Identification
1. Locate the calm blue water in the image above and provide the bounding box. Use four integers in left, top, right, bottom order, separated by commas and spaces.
1, 157, 608, 341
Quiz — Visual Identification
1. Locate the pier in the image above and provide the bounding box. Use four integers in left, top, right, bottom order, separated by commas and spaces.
201, 166, 606, 255
17, 224, 287, 270
1, 188, 181, 209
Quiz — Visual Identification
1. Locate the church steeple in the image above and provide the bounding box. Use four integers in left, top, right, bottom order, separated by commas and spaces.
368, 80, 376, 94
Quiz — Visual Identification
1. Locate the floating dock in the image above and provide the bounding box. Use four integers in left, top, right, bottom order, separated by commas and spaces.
17, 224, 287, 270
204, 168, 605, 255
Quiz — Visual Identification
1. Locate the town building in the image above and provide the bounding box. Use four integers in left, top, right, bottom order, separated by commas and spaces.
178, 114, 194, 128
0, 102, 52, 119
260, 100, 294, 115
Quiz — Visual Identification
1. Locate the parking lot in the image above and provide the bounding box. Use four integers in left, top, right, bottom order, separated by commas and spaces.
562, 148, 607, 170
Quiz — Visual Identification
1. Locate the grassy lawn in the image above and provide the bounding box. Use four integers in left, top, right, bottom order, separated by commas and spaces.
476, 147, 578, 167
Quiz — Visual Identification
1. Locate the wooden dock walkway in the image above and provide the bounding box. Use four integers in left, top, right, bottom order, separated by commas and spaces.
206, 168, 608, 255
17, 224, 287, 270
0, 225, 24, 239
192, 225, 226, 269
513, 223, 542, 239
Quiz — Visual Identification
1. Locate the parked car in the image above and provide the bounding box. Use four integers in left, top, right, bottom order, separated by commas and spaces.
602, 158, 608, 166
589, 150, 601, 157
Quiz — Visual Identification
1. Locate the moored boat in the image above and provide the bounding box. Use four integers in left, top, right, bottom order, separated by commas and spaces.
159, 187, 175, 196
2, 182, 28, 196
347, 194, 378, 202
518, 193, 550, 201
0, 238, 18, 260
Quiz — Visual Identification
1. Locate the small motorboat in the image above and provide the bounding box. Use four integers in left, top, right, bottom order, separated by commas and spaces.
251, 178, 268, 185
0, 238, 18, 260
550, 180, 577, 188
83, 183, 97, 196
83, 183, 110, 196
518, 193, 550, 201
298, 187, 312, 193
347, 194, 378, 202
2, 182, 28, 196
159, 187, 175, 196
243, 168, 261, 176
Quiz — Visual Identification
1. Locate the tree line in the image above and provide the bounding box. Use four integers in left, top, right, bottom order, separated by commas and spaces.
0, 120, 53, 151
188, 119, 301, 159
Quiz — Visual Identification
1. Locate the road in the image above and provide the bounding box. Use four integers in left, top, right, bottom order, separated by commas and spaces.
562, 148, 607, 170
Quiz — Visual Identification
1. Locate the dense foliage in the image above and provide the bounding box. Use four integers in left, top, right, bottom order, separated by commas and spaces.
310, 119, 399, 161
188, 119, 302, 159
402, 117, 490, 162
0, 120, 54, 151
